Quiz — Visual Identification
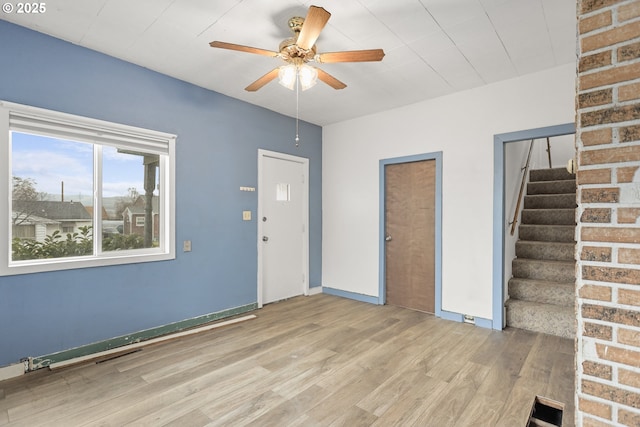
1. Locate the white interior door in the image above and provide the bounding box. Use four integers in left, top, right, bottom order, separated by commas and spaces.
258, 150, 309, 306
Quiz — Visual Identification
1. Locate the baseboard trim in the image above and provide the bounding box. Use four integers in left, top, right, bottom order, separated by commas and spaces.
0, 362, 26, 382
322, 287, 379, 305
440, 310, 463, 323
474, 317, 494, 329
308, 286, 322, 296
31, 302, 258, 370
440, 310, 493, 329
49, 314, 256, 371
322, 289, 495, 329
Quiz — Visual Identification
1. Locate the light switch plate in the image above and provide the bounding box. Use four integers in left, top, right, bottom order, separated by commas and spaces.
183, 240, 192, 252
242, 211, 251, 221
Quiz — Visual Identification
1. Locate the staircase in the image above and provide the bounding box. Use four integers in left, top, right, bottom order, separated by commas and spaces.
505, 167, 576, 339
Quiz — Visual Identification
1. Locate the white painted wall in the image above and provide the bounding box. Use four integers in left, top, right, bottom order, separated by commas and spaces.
322, 63, 576, 320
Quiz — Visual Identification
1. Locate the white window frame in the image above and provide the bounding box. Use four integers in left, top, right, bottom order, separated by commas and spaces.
0, 100, 176, 276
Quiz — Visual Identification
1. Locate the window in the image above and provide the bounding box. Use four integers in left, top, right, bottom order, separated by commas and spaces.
276, 183, 291, 201
1, 100, 176, 275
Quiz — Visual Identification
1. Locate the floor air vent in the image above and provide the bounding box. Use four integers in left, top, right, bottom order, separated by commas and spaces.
526, 395, 564, 426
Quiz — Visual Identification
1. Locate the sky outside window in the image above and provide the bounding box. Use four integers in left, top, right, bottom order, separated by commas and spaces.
11, 132, 147, 202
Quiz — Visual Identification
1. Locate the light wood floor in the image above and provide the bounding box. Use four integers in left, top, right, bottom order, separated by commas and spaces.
0, 294, 575, 426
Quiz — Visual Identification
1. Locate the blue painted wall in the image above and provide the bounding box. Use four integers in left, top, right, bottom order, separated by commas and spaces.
0, 21, 322, 367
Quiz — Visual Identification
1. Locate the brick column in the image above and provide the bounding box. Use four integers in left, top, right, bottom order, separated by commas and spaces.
576, 1, 640, 426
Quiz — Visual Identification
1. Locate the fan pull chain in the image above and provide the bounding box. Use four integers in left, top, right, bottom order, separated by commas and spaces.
295, 71, 300, 148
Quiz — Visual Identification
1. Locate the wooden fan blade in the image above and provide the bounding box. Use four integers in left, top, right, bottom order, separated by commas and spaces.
296, 6, 331, 50
317, 68, 346, 90
245, 68, 280, 91
210, 41, 279, 57
316, 49, 385, 63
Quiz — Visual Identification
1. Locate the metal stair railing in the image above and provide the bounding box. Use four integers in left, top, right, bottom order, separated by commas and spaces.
509, 137, 556, 236
510, 139, 534, 236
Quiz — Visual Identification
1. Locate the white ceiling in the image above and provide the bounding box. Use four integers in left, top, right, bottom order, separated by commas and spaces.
2, 0, 577, 126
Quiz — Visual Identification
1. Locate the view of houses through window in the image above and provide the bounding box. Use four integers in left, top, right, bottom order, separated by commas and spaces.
11, 131, 160, 261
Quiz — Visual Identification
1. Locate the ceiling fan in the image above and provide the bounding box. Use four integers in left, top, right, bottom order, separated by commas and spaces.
209, 5, 385, 92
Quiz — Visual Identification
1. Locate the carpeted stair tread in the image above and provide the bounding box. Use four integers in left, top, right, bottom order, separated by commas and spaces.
516, 240, 575, 261
524, 193, 577, 209
512, 258, 575, 282
508, 278, 574, 307
521, 208, 576, 225
518, 224, 575, 243
505, 299, 574, 339
530, 168, 576, 182
527, 179, 576, 195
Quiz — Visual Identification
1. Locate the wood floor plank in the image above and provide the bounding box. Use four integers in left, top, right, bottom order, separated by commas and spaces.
328, 405, 378, 426
316, 331, 421, 392
454, 391, 507, 427
305, 373, 386, 425
282, 413, 324, 427
160, 408, 211, 427
469, 328, 514, 366
519, 333, 558, 385
200, 346, 337, 418
422, 327, 490, 382
475, 327, 539, 403
0, 294, 575, 426
416, 361, 491, 426
35, 361, 264, 426
244, 384, 330, 426
546, 349, 576, 426
370, 375, 450, 425
108, 364, 270, 426
7, 365, 147, 424
356, 364, 432, 417
203, 390, 286, 427
270, 339, 376, 400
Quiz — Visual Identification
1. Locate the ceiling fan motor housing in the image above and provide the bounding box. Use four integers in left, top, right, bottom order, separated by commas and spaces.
279, 37, 316, 63
288, 16, 305, 33
281, 16, 316, 63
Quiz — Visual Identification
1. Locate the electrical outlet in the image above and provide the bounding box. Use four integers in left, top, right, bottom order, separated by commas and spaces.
183, 240, 192, 252
243, 210, 252, 221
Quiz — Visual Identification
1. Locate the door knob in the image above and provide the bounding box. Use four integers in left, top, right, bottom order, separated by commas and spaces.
262, 236, 269, 242
385, 235, 392, 241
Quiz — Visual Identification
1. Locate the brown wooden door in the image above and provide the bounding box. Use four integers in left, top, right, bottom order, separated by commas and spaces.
385, 160, 436, 313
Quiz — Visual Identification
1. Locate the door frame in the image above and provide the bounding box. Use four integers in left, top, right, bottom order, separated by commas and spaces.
492, 123, 575, 330
379, 152, 443, 316
257, 149, 310, 308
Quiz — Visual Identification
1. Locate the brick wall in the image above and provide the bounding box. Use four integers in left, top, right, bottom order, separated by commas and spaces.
577, 0, 640, 425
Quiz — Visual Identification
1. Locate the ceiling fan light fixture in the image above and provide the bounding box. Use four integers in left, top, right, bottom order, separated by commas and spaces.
298, 64, 318, 91
278, 63, 318, 91
278, 64, 297, 90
